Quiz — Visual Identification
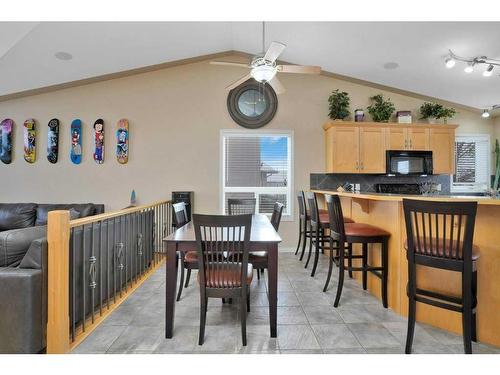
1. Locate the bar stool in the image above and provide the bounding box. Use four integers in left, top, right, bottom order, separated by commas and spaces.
305, 192, 354, 277
323, 193, 390, 308
402, 199, 479, 354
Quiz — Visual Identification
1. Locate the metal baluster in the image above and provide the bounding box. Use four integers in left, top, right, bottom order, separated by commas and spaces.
125, 214, 129, 292
82, 224, 86, 332
99, 220, 103, 316
113, 217, 117, 303
71, 227, 76, 342
107, 218, 111, 309
119, 216, 124, 297
90, 222, 96, 324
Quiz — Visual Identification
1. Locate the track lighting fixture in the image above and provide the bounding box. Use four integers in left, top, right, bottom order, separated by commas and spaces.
481, 104, 500, 118
483, 64, 494, 77
444, 50, 500, 78
482, 109, 490, 118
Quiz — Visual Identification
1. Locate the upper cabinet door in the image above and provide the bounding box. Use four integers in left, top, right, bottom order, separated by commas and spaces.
386, 127, 407, 150
331, 126, 360, 173
408, 127, 430, 150
430, 128, 455, 174
359, 126, 386, 173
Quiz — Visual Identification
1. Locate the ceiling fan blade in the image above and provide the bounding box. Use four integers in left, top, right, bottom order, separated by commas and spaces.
277, 65, 321, 74
268, 77, 285, 95
264, 41, 286, 63
225, 74, 252, 91
210, 61, 250, 68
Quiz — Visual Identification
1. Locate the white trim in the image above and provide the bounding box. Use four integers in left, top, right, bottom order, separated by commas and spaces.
219, 129, 294, 221
450, 133, 491, 193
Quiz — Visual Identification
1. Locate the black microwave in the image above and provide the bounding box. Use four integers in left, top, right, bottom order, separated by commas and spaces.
386, 150, 433, 175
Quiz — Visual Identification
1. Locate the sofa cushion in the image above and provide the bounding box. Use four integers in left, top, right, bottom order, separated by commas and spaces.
35, 204, 95, 226
0, 203, 37, 231
0, 226, 47, 267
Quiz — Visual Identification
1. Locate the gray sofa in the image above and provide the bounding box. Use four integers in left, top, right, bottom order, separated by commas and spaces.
0, 203, 105, 353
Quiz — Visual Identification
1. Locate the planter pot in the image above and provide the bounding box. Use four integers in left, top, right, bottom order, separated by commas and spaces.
426, 117, 438, 124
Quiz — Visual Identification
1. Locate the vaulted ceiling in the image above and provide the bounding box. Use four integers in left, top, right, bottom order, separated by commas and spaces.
1, 22, 499, 109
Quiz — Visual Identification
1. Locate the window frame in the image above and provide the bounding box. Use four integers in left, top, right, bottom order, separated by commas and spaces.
219, 129, 294, 221
450, 133, 491, 193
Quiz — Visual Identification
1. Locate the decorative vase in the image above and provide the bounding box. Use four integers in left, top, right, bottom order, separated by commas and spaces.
427, 117, 437, 124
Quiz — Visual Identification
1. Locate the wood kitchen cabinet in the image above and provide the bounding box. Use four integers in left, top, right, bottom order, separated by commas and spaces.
430, 127, 455, 174
323, 121, 457, 175
386, 127, 430, 150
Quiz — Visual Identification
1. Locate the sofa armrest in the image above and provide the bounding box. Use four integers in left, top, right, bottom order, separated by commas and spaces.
0, 267, 46, 353
0, 226, 47, 267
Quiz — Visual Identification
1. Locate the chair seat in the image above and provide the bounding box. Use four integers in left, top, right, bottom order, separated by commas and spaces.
197, 263, 253, 288
404, 238, 480, 261
344, 223, 390, 238
184, 250, 198, 263
318, 213, 354, 225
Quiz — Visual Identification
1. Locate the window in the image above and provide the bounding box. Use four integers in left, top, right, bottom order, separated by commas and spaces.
451, 134, 490, 193
221, 130, 293, 219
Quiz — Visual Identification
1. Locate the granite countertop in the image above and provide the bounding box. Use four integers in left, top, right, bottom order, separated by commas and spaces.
311, 189, 500, 206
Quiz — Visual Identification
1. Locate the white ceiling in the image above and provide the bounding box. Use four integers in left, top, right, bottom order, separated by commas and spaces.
1, 22, 499, 109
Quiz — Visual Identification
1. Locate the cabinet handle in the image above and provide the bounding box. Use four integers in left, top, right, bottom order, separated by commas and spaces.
360, 161, 364, 170
405, 139, 408, 149
409, 139, 412, 149
355, 161, 359, 170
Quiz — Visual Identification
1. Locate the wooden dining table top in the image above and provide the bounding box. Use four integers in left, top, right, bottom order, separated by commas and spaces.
163, 214, 282, 244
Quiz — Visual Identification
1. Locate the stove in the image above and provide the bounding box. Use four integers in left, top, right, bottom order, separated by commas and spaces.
375, 183, 422, 195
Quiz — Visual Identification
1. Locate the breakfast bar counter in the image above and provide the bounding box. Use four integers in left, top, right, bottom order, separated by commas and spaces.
312, 189, 500, 347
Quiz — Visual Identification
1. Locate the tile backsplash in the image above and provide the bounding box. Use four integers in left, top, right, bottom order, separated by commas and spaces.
310, 173, 451, 194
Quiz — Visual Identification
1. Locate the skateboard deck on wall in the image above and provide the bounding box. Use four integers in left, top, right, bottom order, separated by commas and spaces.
0, 119, 14, 164
47, 118, 59, 164
23, 119, 37, 163
93, 118, 104, 164
116, 119, 129, 164
70, 119, 82, 164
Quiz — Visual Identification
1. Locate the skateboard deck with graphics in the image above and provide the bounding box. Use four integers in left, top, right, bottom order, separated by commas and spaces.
47, 118, 59, 164
116, 119, 129, 164
70, 119, 82, 164
0, 119, 14, 164
93, 118, 104, 164
23, 119, 36, 163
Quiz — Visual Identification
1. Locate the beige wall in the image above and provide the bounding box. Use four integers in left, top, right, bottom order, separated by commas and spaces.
0, 55, 496, 247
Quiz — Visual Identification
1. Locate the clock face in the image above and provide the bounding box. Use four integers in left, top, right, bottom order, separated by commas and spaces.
227, 79, 278, 129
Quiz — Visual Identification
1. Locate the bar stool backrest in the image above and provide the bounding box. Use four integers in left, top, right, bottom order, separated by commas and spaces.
173, 202, 189, 228
325, 194, 346, 242
305, 192, 320, 228
270, 202, 285, 231
297, 191, 307, 220
228, 198, 256, 215
402, 199, 477, 270
193, 214, 252, 290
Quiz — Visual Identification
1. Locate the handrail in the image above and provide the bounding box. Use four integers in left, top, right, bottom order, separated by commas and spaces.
69, 199, 172, 228
47, 199, 173, 354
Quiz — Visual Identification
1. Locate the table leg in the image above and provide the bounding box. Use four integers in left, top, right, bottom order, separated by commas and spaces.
165, 242, 178, 338
267, 243, 278, 337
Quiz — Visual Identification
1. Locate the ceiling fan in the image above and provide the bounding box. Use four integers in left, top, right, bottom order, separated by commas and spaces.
210, 23, 321, 94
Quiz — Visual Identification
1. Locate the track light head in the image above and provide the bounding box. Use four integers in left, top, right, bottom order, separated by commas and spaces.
445, 57, 456, 69
464, 63, 474, 73
482, 109, 490, 118
483, 64, 494, 77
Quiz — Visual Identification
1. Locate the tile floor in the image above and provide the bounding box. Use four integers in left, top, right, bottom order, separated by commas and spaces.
72, 252, 500, 354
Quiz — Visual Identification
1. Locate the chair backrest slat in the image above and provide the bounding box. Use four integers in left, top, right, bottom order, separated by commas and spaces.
403, 199, 477, 262
324, 194, 346, 242
270, 202, 285, 231
305, 192, 320, 227
227, 198, 256, 215
193, 214, 252, 290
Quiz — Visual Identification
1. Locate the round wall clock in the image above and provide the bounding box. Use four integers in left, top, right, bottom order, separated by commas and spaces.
227, 79, 278, 129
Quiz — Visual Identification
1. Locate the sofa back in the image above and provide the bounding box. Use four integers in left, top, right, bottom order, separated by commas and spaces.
34, 204, 105, 226
0, 203, 38, 231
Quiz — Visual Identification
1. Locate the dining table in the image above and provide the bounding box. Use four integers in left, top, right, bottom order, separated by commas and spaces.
163, 214, 282, 338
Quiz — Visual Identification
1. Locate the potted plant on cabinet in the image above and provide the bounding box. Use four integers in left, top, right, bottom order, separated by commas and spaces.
437, 107, 457, 124
420, 102, 456, 124
367, 94, 395, 122
328, 89, 350, 121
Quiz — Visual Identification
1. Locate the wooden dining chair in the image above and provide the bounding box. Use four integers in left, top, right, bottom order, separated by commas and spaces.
227, 198, 256, 215
172, 202, 198, 301
248, 202, 284, 278
402, 199, 479, 354
193, 213, 253, 346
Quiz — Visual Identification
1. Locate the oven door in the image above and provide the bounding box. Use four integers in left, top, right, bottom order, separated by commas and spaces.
386, 151, 433, 175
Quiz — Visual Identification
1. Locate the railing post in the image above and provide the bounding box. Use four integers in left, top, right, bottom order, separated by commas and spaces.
47, 210, 71, 354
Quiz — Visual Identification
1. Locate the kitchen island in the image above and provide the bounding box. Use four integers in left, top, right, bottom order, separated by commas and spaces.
312, 189, 500, 347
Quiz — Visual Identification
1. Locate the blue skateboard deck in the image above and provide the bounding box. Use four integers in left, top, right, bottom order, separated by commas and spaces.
47, 118, 59, 164
117, 119, 129, 164
70, 119, 82, 164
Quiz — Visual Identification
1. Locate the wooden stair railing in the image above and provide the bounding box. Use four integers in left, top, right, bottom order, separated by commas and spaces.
46, 200, 172, 354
